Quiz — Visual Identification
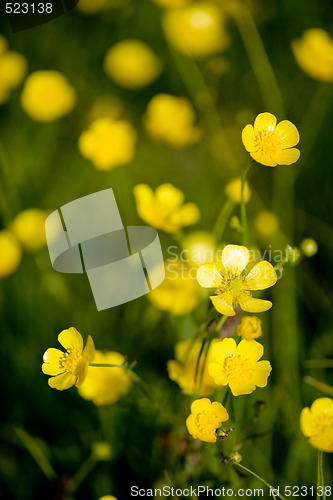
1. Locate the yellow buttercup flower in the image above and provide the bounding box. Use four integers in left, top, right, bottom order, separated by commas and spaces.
104, 40, 162, 90
237, 315, 262, 340
78, 117, 137, 170
163, 2, 229, 58
255, 211, 279, 237
181, 231, 216, 267
134, 183, 200, 233
148, 260, 201, 315
186, 398, 229, 442
144, 94, 201, 148
42, 327, 95, 391
77, 351, 132, 405
300, 398, 333, 452
0, 49, 27, 104
167, 338, 220, 396
301, 238, 318, 257
0, 230, 22, 279
208, 338, 271, 396
10, 209, 49, 251
197, 244, 277, 316
242, 112, 300, 167
292, 29, 333, 82
225, 178, 251, 204
21, 70, 76, 122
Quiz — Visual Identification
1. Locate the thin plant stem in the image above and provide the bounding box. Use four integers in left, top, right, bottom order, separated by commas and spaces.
213, 198, 236, 241
304, 376, 333, 397
235, 463, 286, 500
317, 450, 326, 500
241, 161, 253, 247
70, 454, 97, 492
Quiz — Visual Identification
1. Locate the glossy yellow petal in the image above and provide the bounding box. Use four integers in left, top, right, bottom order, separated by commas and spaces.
270, 147, 300, 166
208, 362, 228, 386
48, 372, 77, 391
241, 124, 256, 152
155, 183, 184, 209
250, 150, 277, 167
198, 429, 217, 443
252, 360, 272, 387
82, 335, 95, 363
236, 339, 263, 363
243, 261, 277, 290
229, 380, 256, 396
197, 264, 221, 288
222, 244, 249, 275
58, 327, 83, 352
238, 294, 272, 313
191, 397, 211, 414
210, 293, 235, 316
300, 407, 312, 436
186, 414, 197, 437
42, 348, 64, 375
212, 338, 237, 362
253, 112, 277, 134
310, 397, 333, 416
275, 120, 300, 148
133, 184, 154, 207
211, 401, 229, 422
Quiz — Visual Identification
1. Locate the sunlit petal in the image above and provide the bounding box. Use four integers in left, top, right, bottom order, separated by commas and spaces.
250, 151, 277, 167
58, 327, 83, 352
48, 372, 77, 391
252, 360, 272, 387
243, 261, 277, 290
210, 292, 235, 316
270, 148, 300, 165
229, 380, 256, 396
241, 124, 256, 152
197, 264, 222, 288
42, 348, 65, 376
236, 339, 263, 363
191, 397, 211, 414
222, 244, 249, 275
238, 294, 272, 313
253, 112, 277, 133
275, 120, 300, 148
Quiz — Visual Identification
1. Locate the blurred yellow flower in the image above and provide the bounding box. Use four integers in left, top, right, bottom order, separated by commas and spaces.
242, 112, 300, 167
167, 338, 220, 395
228, 451, 242, 463
21, 70, 76, 122
0, 35, 8, 53
186, 398, 229, 442
10, 209, 49, 251
0, 50, 27, 104
225, 178, 251, 204
0, 230, 22, 279
99, 496, 118, 500
301, 238, 318, 257
292, 29, 333, 82
77, 0, 107, 14
134, 183, 200, 233
255, 211, 279, 237
300, 397, 333, 452
78, 117, 137, 170
144, 94, 201, 148
92, 442, 112, 461
42, 327, 95, 391
104, 40, 162, 90
237, 315, 262, 340
197, 244, 277, 316
163, 2, 229, 58
153, 0, 190, 7
208, 338, 271, 396
77, 351, 132, 405
148, 260, 201, 315
181, 231, 216, 267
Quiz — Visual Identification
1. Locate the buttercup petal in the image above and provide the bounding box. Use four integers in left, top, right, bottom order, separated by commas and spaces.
300, 407, 312, 436
310, 397, 333, 416
133, 184, 154, 207
48, 372, 76, 391
222, 244, 250, 276
186, 414, 197, 437
253, 112, 277, 134
155, 183, 184, 209
211, 401, 229, 422
210, 293, 235, 316
243, 261, 277, 290
252, 360, 272, 387
229, 380, 256, 396
212, 338, 237, 362
270, 148, 300, 165
208, 362, 228, 386
238, 295, 273, 313
176, 203, 200, 226
236, 339, 263, 363
197, 264, 221, 288
58, 327, 83, 352
191, 397, 211, 415
250, 151, 277, 167
83, 335, 95, 363
241, 124, 256, 152
42, 348, 64, 375
275, 120, 300, 148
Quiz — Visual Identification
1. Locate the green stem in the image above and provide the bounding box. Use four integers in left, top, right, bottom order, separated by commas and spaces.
236, 463, 286, 500
304, 376, 333, 397
213, 198, 236, 242
241, 161, 252, 247
70, 454, 97, 492
317, 450, 326, 500
303, 359, 333, 369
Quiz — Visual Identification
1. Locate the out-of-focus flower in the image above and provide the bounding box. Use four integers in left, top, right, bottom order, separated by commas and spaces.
186, 398, 229, 442
92, 442, 112, 461
99, 496, 118, 500
153, 0, 190, 7
167, 338, 220, 395
237, 315, 262, 340
197, 244, 277, 316
148, 260, 201, 315
292, 29, 333, 82
144, 94, 201, 148
181, 231, 216, 267
228, 451, 242, 463
163, 2, 229, 58
0, 38, 27, 104
21, 70, 76, 122
255, 211, 279, 237
77, 351, 132, 405
134, 183, 200, 233
301, 238, 318, 257
300, 397, 333, 452
42, 327, 95, 391
208, 338, 271, 396
9, 209, 49, 251
77, 0, 108, 14
242, 112, 300, 167
78, 117, 137, 170
225, 178, 251, 204
0, 230, 22, 279
104, 40, 162, 90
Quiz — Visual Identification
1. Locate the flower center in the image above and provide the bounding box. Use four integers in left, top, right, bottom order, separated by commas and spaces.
196, 410, 220, 432
60, 349, 81, 374
223, 354, 254, 383
311, 414, 333, 436
255, 130, 281, 154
